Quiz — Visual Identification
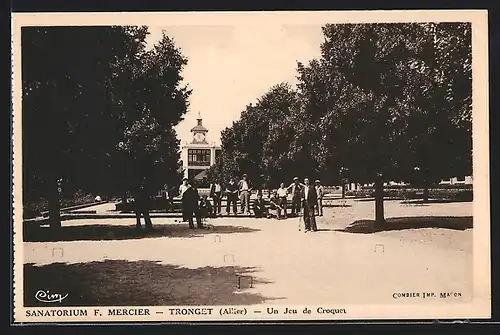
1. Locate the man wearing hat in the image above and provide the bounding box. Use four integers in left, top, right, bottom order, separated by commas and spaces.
238, 174, 252, 214
225, 176, 239, 215
209, 178, 223, 216
287, 177, 303, 216
182, 179, 203, 229
315, 179, 324, 216
301, 178, 318, 232
179, 177, 190, 198
179, 177, 191, 222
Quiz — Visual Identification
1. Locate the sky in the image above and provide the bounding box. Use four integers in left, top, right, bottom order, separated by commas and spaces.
145, 24, 325, 145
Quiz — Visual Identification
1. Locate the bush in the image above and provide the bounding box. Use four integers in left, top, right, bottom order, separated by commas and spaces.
452, 190, 473, 202
23, 190, 99, 219
115, 197, 182, 212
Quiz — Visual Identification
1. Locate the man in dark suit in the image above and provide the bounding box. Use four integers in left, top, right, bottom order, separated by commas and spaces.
252, 192, 268, 218
209, 178, 222, 215
199, 195, 214, 219
300, 178, 318, 232
225, 177, 239, 215
133, 180, 154, 230
182, 180, 203, 229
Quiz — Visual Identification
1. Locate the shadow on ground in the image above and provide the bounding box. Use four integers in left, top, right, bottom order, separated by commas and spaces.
339, 216, 473, 234
24, 260, 281, 307
23, 224, 260, 242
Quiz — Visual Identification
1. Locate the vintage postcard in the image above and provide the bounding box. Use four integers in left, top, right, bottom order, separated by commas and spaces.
12, 10, 490, 323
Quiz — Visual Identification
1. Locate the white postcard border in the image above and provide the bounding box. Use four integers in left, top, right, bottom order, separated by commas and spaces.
12, 9, 490, 323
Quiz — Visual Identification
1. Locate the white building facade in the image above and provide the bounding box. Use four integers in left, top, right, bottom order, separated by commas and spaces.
439, 175, 473, 186
180, 115, 221, 183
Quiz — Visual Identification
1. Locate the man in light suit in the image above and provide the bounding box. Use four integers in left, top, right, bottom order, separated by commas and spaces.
315, 179, 324, 216
301, 178, 318, 232
287, 177, 303, 216
238, 174, 252, 214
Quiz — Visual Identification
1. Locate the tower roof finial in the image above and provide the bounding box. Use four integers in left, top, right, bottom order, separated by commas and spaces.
192, 111, 207, 132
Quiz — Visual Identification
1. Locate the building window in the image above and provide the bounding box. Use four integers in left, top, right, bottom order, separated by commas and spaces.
215, 149, 222, 161
188, 149, 211, 166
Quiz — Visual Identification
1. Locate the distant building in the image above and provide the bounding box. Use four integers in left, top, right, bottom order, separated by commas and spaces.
439, 175, 473, 186
180, 113, 221, 183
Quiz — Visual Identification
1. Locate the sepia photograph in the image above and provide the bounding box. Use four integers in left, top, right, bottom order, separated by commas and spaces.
12, 10, 490, 322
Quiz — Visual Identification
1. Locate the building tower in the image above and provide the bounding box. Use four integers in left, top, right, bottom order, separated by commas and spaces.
180, 112, 222, 186
191, 111, 208, 144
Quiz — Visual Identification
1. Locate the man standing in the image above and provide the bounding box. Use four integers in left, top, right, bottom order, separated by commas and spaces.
179, 177, 190, 198
179, 177, 190, 222
182, 180, 203, 229
238, 174, 252, 214
315, 179, 324, 216
209, 179, 222, 216
301, 178, 318, 232
287, 177, 303, 216
277, 182, 288, 219
134, 180, 154, 230
225, 177, 239, 215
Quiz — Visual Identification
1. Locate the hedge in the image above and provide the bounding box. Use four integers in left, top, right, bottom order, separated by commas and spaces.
345, 188, 473, 201
23, 191, 100, 219
358, 184, 472, 190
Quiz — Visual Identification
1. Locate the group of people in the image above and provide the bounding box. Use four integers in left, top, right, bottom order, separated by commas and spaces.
254, 177, 323, 232
179, 174, 325, 233
209, 174, 253, 215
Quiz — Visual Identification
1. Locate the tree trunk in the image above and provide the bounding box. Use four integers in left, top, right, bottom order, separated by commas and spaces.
374, 174, 385, 225
341, 183, 346, 199
47, 84, 61, 230
48, 178, 61, 230
422, 169, 430, 202
135, 209, 142, 228
422, 187, 429, 203
143, 210, 153, 229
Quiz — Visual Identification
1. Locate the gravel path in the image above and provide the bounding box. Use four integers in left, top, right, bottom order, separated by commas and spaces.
24, 200, 473, 305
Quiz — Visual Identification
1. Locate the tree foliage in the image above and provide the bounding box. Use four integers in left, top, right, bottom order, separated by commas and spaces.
210, 22, 472, 217
22, 26, 191, 227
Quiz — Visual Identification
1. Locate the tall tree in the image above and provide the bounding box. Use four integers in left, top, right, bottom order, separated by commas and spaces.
396, 23, 472, 201
209, 22, 472, 226
22, 26, 142, 228
320, 23, 418, 223
22, 27, 191, 229
208, 83, 297, 187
